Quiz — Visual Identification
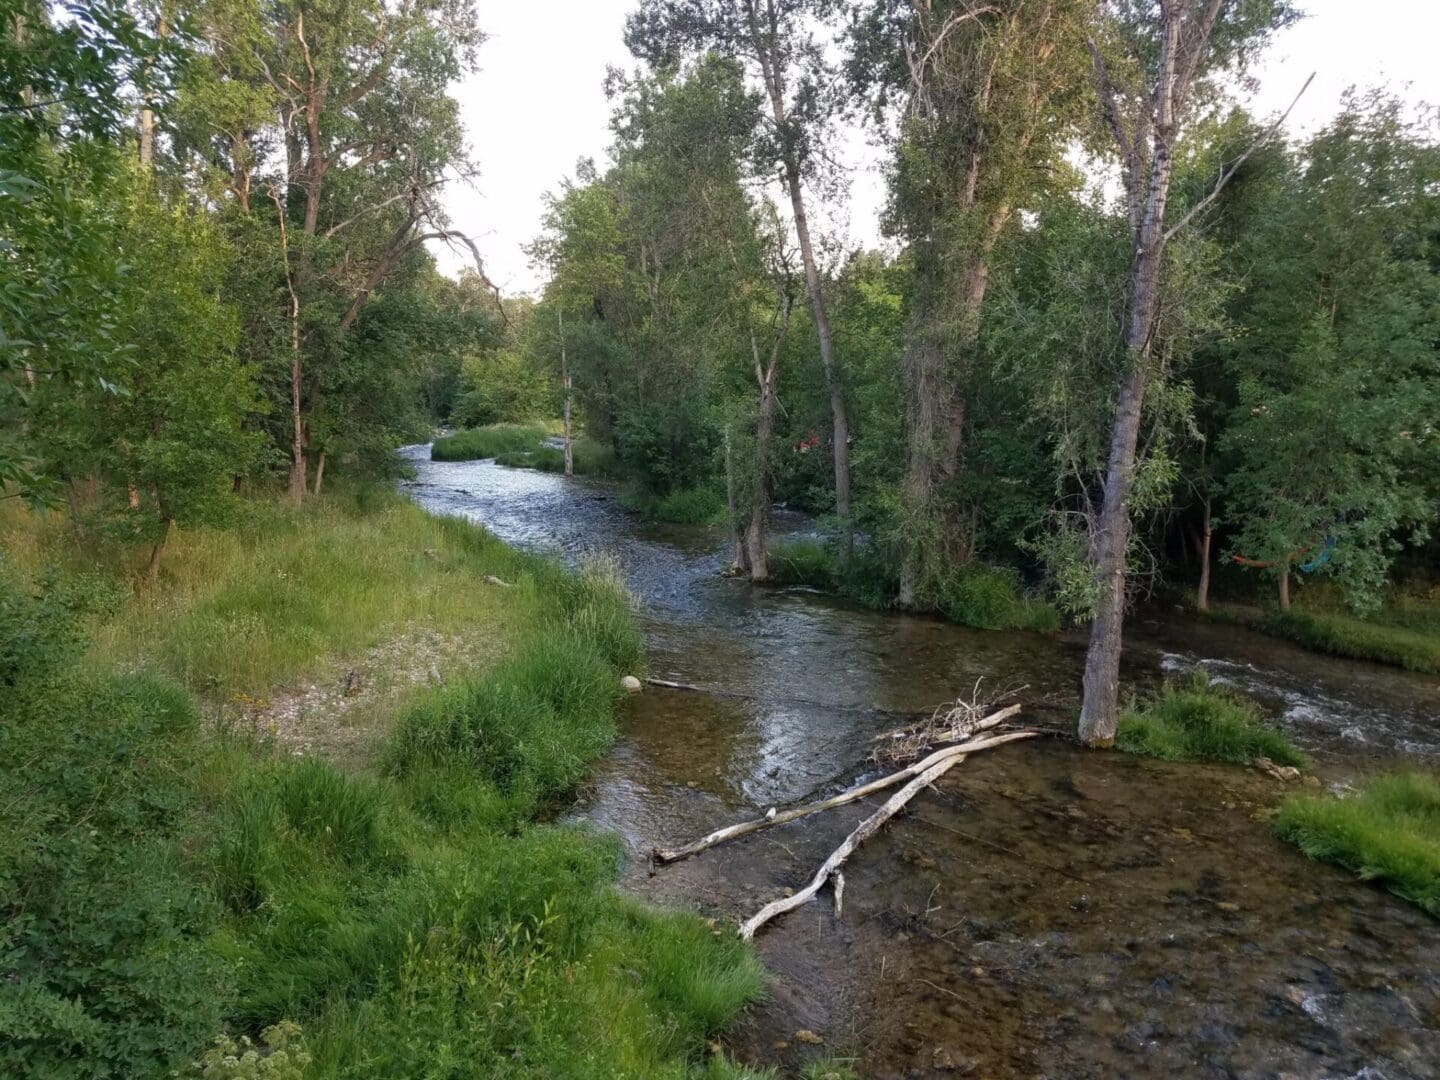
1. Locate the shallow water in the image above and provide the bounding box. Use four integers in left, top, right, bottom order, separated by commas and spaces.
401, 447, 1440, 1078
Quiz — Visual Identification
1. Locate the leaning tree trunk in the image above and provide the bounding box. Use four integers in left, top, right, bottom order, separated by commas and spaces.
780, 162, 851, 566
1278, 558, 1291, 613
746, 376, 779, 581
725, 426, 749, 575
1077, 185, 1170, 747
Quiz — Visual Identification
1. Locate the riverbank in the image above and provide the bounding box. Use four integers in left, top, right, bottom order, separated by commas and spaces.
0, 490, 764, 1078
1202, 600, 1440, 675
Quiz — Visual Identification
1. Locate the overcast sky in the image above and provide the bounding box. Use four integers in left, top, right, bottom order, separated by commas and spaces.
435, 0, 1440, 294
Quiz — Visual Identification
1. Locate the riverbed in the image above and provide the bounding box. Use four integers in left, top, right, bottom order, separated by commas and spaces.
401, 446, 1440, 1079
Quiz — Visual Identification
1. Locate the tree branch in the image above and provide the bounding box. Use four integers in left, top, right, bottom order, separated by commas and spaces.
1164, 71, 1313, 241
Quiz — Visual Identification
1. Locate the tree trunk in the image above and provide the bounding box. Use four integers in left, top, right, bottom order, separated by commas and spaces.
780, 162, 851, 566
1278, 560, 1291, 613
1196, 496, 1212, 611
287, 329, 306, 505
1078, 6, 1188, 748
560, 309, 573, 477
746, 377, 779, 582
147, 517, 174, 585
1078, 205, 1171, 747
312, 449, 326, 496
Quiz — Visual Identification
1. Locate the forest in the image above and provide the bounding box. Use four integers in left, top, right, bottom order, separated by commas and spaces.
3, 0, 1439, 1077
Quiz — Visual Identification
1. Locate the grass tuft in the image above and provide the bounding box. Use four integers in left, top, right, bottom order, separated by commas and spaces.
1276, 771, 1440, 917
619, 483, 727, 525
1118, 672, 1306, 767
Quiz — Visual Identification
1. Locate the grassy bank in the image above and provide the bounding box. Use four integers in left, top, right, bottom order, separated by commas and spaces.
1204, 593, 1440, 675
1276, 772, 1440, 917
618, 483, 727, 525
1117, 673, 1306, 767
0, 491, 765, 1078
768, 538, 1059, 632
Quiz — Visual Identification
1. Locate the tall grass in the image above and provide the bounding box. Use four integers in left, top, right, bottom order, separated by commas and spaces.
1276, 772, 1440, 917
619, 483, 728, 525
2, 494, 763, 1078
1257, 610, 1440, 674
1117, 672, 1306, 767
430, 422, 549, 461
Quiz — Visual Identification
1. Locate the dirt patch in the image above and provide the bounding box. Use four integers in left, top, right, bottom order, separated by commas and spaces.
215, 625, 502, 767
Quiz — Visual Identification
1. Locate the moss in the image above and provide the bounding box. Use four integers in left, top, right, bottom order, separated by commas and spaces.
1117, 672, 1306, 767
1276, 771, 1440, 917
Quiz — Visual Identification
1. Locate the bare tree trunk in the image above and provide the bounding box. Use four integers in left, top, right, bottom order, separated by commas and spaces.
783, 162, 852, 565
559, 309, 573, 477
1278, 559, 1291, 613
312, 449, 326, 496
743, 1, 852, 566
1078, 4, 1201, 747
746, 377, 778, 581
137, 12, 165, 168
1196, 496, 1212, 611
270, 186, 307, 505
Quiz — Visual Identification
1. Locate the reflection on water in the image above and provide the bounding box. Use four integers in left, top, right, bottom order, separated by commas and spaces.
401, 445, 1440, 1078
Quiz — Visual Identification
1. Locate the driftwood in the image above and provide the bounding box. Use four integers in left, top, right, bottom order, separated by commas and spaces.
739, 728, 1037, 939
653, 706, 1023, 865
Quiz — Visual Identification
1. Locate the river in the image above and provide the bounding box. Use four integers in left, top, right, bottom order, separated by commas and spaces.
401, 446, 1440, 1079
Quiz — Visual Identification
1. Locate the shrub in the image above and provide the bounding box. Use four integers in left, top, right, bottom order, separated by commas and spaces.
1117, 672, 1306, 767
0, 588, 225, 1080
1276, 771, 1440, 917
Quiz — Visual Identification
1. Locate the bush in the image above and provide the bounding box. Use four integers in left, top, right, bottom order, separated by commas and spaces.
431, 423, 549, 462
0, 580, 225, 1079
1276, 772, 1440, 917
1117, 672, 1306, 767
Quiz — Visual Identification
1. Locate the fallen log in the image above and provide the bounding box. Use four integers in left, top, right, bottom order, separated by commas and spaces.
739, 729, 1037, 939
653, 707, 1024, 865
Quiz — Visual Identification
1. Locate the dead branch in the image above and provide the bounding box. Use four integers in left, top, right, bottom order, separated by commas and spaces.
654, 709, 1024, 865
739, 729, 1038, 939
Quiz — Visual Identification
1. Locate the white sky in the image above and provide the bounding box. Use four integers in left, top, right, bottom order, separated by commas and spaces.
435, 0, 1440, 294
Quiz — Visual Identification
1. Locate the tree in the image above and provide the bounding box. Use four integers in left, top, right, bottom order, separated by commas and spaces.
848, 0, 1091, 605
1077, 0, 1297, 745
626, 0, 857, 563
181, 0, 490, 501
1219, 94, 1440, 614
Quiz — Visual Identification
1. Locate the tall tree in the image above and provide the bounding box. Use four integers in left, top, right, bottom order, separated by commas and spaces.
1077, 0, 1296, 745
626, 0, 857, 563
850, 0, 1090, 606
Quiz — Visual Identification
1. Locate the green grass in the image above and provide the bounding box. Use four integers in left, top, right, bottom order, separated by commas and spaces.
430, 422, 549, 462
1, 496, 764, 1079
1276, 772, 1440, 917
1117, 672, 1307, 767
1256, 610, 1440, 674
619, 483, 727, 525
495, 436, 618, 477
1204, 587, 1440, 675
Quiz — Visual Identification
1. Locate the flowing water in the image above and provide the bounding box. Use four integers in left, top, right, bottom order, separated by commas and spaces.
401, 447, 1440, 1079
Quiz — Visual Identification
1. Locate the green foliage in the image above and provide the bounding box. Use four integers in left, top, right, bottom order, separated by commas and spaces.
0, 584, 225, 1080
452, 345, 555, 428
1117, 673, 1306, 767
195, 1021, 312, 1080
1276, 772, 1440, 917
430, 423, 550, 461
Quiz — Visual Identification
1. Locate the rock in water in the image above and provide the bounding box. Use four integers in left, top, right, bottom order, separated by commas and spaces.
620, 675, 642, 693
